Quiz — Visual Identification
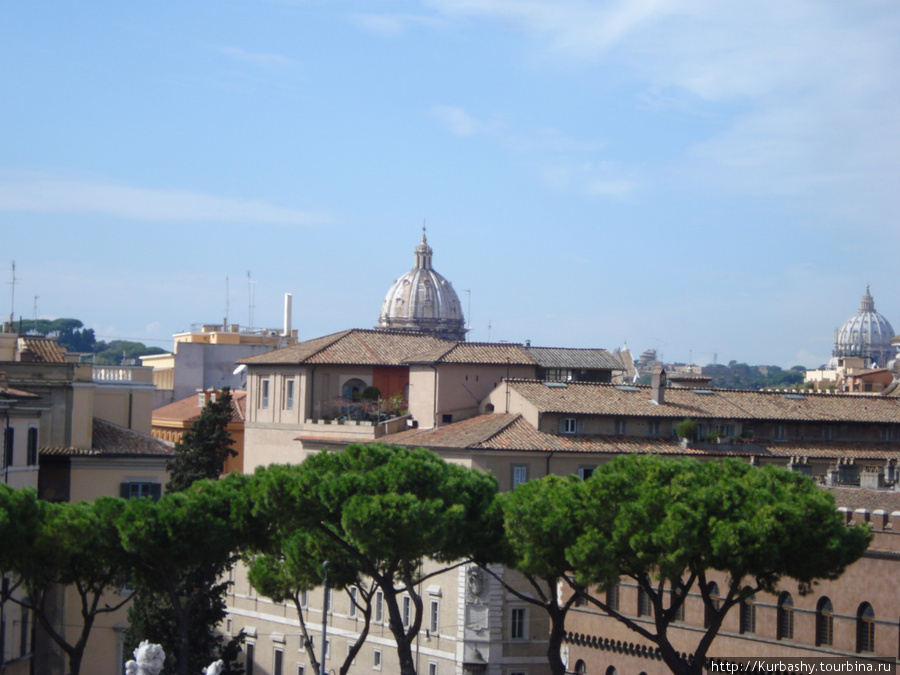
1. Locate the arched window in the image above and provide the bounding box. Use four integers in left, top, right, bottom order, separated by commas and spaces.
671, 581, 686, 623
857, 602, 875, 653
778, 592, 794, 640
606, 584, 620, 612
638, 586, 652, 617
816, 597, 834, 646
573, 660, 587, 674
342, 378, 367, 401
739, 591, 756, 634
705, 583, 720, 629
605, 667, 617, 675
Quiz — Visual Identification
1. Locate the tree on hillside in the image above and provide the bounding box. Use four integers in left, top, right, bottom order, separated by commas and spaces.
485, 475, 586, 675
0, 489, 134, 675
566, 456, 871, 675
125, 388, 241, 675
120, 476, 251, 675
252, 444, 499, 675
244, 471, 375, 675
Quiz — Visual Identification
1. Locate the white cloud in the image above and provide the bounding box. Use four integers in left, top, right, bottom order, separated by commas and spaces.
350, 12, 447, 37
0, 173, 331, 225
430, 105, 499, 137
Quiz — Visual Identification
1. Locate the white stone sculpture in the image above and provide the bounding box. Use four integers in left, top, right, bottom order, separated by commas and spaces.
203, 660, 225, 675
124, 641, 166, 675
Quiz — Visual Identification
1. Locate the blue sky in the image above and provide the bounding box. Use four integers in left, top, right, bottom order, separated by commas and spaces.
2, 1, 898, 369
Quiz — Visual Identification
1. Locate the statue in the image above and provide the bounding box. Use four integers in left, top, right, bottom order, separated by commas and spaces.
203, 661, 225, 675
125, 641, 165, 675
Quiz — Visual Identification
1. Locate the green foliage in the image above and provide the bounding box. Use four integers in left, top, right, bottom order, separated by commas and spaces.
675, 417, 698, 440
251, 443, 498, 675
360, 385, 381, 401
121, 478, 250, 675
92, 339, 166, 365
702, 363, 805, 390
166, 388, 236, 492
565, 455, 870, 675
0, 488, 134, 675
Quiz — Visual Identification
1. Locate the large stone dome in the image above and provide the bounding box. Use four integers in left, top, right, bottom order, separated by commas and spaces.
830, 286, 896, 367
377, 233, 466, 341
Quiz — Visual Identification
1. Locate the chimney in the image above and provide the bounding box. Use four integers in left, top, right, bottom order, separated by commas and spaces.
651, 366, 666, 405
283, 293, 292, 337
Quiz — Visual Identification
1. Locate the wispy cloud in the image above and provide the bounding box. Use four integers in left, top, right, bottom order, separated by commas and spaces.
0, 173, 331, 225
430, 105, 501, 137
350, 12, 447, 37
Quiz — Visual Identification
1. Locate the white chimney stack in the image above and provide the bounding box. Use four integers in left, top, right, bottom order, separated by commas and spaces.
283, 293, 292, 337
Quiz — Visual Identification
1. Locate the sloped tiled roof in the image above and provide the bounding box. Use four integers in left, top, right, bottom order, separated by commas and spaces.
403, 342, 538, 365
240, 329, 452, 366
20, 337, 67, 363
41, 418, 174, 457
506, 379, 900, 423
0, 384, 39, 400
379, 414, 900, 462
153, 390, 246, 425
527, 347, 624, 371
823, 486, 900, 513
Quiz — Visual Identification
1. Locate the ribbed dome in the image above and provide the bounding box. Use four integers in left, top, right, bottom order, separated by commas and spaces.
377, 233, 466, 341
830, 286, 896, 367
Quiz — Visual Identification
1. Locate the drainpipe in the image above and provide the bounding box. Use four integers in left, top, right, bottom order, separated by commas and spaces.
430, 365, 438, 428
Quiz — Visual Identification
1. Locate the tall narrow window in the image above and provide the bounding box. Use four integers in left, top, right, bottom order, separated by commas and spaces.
27, 427, 38, 466
857, 602, 875, 653
260, 379, 270, 409
817, 597, 834, 646
349, 587, 358, 618
273, 649, 283, 675
403, 595, 411, 627
373, 650, 382, 670
778, 592, 794, 640
285, 380, 295, 410
740, 592, 756, 634
671, 582, 685, 623
606, 584, 620, 612
511, 607, 526, 639
614, 418, 627, 435
375, 590, 383, 623
430, 599, 439, 634
705, 583, 720, 629
245, 643, 255, 675
4, 426, 14, 467
638, 587, 652, 617
512, 465, 528, 488
561, 418, 578, 434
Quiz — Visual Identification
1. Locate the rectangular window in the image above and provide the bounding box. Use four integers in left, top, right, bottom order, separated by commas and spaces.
245, 643, 255, 675
606, 584, 620, 612
773, 424, 786, 440
285, 380, 295, 410
614, 418, 627, 435
298, 667, 305, 675
373, 650, 382, 670
4, 426, 13, 467
638, 587, 652, 617
324, 639, 330, 660
120, 482, 162, 500
27, 427, 38, 466
375, 590, 383, 623
349, 587, 358, 618
740, 596, 756, 634
274, 649, 283, 675
512, 465, 528, 488
577, 466, 595, 481
300, 589, 308, 607
428, 663, 438, 675
442, 414, 453, 424
648, 420, 660, 436
510, 607, 526, 640
403, 595, 412, 627
260, 379, 270, 409
881, 427, 893, 441
561, 417, 578, 434
430, 599, 439, 634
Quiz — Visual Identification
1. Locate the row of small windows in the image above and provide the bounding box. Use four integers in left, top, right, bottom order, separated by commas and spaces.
603, 585, 877, 655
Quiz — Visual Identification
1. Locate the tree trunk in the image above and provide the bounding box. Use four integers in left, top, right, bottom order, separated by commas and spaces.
546, 605, 568, 675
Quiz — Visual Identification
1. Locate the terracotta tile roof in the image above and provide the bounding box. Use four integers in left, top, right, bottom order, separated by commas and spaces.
507, 379, 900, 423
403, 342, 538, 365
0, 384, 39, 400
153, 390, 246, 425
822, 487, 900, 513
526, 347, 623, 371
20, 337, 67, 363
40, 418, 174, 457
240, 329, 452, 366
381, 414, 900, 462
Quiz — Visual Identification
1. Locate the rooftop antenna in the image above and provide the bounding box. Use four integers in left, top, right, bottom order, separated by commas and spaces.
465, 288, 471, 332
487, 319, 492, 342
225, 275, 230, 329
247, 271, 256, 331
32, 295, 38, 332
8, 261, 17, 326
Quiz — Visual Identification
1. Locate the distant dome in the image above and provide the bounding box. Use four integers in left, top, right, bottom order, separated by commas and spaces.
830, 286, 896, 368
377, 233, 466, 341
